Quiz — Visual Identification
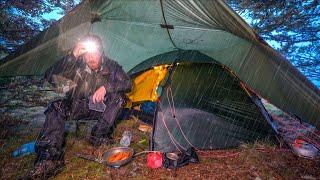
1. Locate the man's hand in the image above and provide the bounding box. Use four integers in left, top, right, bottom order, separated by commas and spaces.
72, 42, 87, 59
92, 86, 106, 103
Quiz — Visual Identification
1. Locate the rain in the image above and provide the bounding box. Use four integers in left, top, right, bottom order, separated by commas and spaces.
1, 0, 319, 179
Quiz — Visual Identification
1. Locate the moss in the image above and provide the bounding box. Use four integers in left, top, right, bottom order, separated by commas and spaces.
0, 121, 37, 179
1, 110, 320, 179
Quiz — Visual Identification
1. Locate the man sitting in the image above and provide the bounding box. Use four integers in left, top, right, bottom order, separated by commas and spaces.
28, 34, 132, 178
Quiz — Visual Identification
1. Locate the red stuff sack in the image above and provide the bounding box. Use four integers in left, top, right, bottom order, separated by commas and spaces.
147, 152, 163, 169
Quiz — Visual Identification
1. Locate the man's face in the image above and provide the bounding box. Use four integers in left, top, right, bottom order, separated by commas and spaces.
83, 51, 102, 71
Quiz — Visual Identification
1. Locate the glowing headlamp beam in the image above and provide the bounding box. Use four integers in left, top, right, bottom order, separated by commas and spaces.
83, 41, 99, 53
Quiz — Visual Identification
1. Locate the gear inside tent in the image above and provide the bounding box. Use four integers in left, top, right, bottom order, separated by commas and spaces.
125, 65, 169, 107
0, 0, 319, 155
150, 61, 274, 151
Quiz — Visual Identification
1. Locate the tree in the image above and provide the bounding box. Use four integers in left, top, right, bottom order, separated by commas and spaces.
0, 0, 79, 57
227, 0, 320, 86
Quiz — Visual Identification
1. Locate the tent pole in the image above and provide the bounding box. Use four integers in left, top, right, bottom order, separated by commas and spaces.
150, 58, 179, 151
159, 0, 179, 50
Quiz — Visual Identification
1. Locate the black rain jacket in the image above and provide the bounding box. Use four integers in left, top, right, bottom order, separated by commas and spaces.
44, 53, 132, 100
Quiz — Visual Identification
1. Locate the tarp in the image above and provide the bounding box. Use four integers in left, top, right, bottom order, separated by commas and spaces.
0, 0, 319, 127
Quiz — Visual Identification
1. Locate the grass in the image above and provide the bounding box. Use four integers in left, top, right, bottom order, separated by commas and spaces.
0, 114, 38, 178
1, 115, 320, 179
2, 76, 320, 179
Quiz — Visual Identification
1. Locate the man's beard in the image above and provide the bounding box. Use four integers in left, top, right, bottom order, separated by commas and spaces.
88, 62, 100, 70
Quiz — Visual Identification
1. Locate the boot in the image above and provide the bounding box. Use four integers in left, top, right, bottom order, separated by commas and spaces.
25, 146, 65, 179
25, 160, 64, 179
89, 123, 115, 147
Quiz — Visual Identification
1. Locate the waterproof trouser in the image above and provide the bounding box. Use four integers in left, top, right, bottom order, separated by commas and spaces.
35, 93, 126, 162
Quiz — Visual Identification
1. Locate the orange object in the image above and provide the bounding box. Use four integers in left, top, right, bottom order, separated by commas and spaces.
147, 152, 163, 169
138, 124, 152, 133
108, 151, 131, 163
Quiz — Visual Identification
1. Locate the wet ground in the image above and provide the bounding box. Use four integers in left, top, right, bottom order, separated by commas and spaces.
0, 77, 319, 179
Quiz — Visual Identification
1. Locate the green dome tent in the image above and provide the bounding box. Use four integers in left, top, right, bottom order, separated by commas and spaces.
0, 0, 319, 151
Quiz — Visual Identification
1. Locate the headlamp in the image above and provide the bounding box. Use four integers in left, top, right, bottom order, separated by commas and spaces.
83, 40, 99, 53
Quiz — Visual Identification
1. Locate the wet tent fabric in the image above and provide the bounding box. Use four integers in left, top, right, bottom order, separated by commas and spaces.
0, 0, 319, 127
153, 63, 273, 151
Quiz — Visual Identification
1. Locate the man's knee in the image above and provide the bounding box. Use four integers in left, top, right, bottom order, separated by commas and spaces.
105, 93, 127, 109
45, 99, 69, 118
103, 94, 126, 119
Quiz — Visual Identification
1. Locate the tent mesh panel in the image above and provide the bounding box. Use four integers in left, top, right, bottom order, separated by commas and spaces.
153, 63, 273, 152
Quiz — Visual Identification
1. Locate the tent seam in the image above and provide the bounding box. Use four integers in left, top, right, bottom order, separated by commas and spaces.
159, 0, 179, 50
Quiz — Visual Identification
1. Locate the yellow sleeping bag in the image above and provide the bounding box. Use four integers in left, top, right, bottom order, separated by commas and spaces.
126, 65, 168, 107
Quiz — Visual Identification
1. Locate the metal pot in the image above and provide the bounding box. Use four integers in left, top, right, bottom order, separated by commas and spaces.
103, 146, 134, 168
76, 146, 134, 168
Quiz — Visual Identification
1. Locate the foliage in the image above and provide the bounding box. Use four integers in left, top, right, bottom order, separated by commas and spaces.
0, 0, 79, 55
227, 0, 320, 84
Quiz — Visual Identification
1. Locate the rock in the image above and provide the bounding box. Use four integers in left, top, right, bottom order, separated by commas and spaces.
301, 175, 316, 180
9, 106, 46, 124
6, 100, 28, 108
